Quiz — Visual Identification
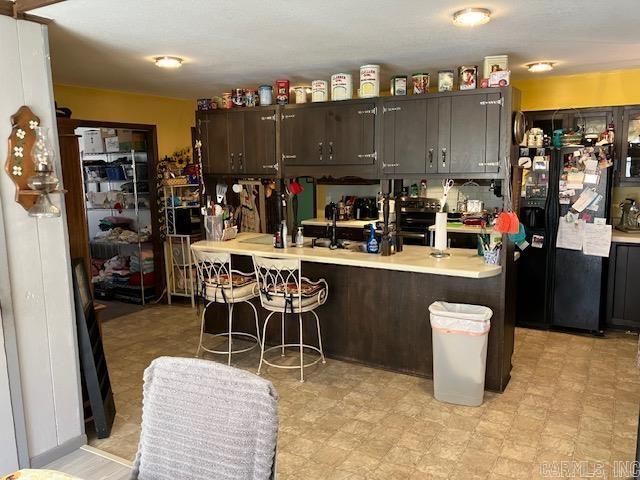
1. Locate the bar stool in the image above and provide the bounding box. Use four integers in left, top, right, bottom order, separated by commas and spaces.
252, 255, 328, 382
192, 249, 260, 365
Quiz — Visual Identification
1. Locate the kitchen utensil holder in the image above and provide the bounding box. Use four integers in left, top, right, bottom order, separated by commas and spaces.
204, 214, 223, 241
483, 250, 500, 265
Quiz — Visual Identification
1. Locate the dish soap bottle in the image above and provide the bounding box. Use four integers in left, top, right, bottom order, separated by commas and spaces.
295, 227, 304, 247
366, 225, 379, 254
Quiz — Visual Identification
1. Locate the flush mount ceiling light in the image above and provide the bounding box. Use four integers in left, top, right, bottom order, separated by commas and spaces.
526, 62, 555, 73
154, 56, 183, 69
452, 8, 492, 27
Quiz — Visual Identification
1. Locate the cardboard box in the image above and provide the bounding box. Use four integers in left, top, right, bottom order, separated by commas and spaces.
83, 129, 105, 153
105, 136, 120, 152
489, 70, 511, 88
483, 55, 509, 79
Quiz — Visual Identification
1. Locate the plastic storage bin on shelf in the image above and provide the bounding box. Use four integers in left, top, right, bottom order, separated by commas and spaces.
429, 301, 492, 407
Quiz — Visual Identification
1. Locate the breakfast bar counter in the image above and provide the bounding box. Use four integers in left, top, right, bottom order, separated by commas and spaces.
192, 233, 515, 392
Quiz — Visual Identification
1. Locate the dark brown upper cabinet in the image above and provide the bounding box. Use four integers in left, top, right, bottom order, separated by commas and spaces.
280, 101, 376, 169
198, 108, 278, 176
381, 98, 427, 176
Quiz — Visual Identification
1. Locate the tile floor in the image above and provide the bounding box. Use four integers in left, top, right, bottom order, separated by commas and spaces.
90, 304, 640, 479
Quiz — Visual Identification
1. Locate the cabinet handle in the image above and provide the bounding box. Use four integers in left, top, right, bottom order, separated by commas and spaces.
479, 98, 504, 106
282, 154, 297, 160
358, 107, 377, 115
441, 148, 447, 168
428, 148, 434, 168
358, 152, 377, 160
382, 162, 400, 168
238, 152, 243, 171
281, 113, 296, 120
261, 114, 276, 121
262, 163, 279, 171
478, 162, 500, 167
328, 141, 333, 160
318, 142, 323, 161
383, 106, 401, 113
230, 152, 235, 171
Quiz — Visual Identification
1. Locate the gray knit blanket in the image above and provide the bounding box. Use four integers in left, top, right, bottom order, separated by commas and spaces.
130, 356, 278, 480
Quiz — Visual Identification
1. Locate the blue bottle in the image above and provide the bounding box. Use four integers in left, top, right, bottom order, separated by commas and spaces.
366, 225, 379, 254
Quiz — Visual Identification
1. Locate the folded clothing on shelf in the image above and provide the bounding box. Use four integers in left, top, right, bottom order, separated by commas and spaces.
94, 226, 150, 244
129, 271, 155, 286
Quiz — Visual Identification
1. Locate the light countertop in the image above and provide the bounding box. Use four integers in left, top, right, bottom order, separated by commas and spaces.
612, 230, 640, 244
301, 217, 378, 228
192, 233, 502, 279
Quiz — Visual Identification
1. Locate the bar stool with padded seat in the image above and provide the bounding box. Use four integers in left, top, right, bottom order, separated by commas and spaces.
253, 255, 328, 382
192, 249, 261, 365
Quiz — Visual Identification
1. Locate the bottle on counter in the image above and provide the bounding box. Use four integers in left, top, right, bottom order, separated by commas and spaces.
274, 229, 283, 249
281, 220, 288, 248
295, 227, 304, 247
366, 224, 379, 254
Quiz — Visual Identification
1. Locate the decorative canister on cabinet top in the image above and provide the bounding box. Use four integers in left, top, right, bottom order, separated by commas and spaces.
258, 85, 273, 106
311, 80, 328, 102
390, 75, 407, 96
459, 65, 478, 90
245, 88, 257, 107
438, 70, 454, 92
411, 73, 430, 94
222, 92, 233, 109
276, 79, 290, 105
231, 88, 245, 107
331, 73, 353, 101
293, 86, 308, 104
359, 64, 380, 98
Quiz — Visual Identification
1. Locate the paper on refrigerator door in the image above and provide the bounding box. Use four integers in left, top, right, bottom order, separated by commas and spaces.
571, 189, 599, 212
582, 223, 612, 257
556, 219, 584, 250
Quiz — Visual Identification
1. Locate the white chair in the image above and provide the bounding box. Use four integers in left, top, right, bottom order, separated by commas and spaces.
253, 255, 328, 382
131, 356, 278, 480
192, 249, 260, 365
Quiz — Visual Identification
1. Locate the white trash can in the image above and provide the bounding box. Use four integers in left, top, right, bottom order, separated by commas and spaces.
429, 301, 492, 407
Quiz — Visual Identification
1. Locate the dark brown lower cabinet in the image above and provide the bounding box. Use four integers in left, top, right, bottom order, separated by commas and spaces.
607, 242, 640, 329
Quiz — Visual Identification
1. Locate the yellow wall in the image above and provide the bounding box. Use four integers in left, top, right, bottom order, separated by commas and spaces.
512, 68, 640, 111
53, 84, 195, 157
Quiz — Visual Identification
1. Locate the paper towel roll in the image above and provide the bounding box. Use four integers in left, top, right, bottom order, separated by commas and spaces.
434, 212, 448, 251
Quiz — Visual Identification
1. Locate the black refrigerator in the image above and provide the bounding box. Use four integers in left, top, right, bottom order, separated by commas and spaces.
516, 145, 613, 332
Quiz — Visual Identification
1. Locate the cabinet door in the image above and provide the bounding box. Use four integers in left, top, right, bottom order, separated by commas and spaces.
243, 109, 277, 175
326, 102, 376, 165
426, 97, 439, 174
382, 99, 427, 175
280, 107, 326, 166
226, 112, 244, 174
449, 93, 496, 174
624, 246, 640, 322
436, 97, 451, 173
204, 112, 230, 175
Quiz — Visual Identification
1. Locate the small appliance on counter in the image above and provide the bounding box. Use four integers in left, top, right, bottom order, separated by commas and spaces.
617, 198, 640, 232
395, 196, 441, 247
353, 197, 379, 220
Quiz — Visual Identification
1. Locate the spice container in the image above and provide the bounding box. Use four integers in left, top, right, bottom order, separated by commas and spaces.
438, 70, 454, 92
245, 88, 257, 107
222, 92, 233, 109
390, 75, 407, 96
359, 64, 380, 98
311, 80, 328, 102
276, 79, 290, 105
411, 73, 430, 94
258, 85, 273, 106
231, 88, 245, 107
331, 73, 353, 101
459, 66, 478, 90
293, 86, 308, 104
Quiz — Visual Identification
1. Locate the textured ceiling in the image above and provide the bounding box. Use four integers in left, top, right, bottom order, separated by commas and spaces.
34, 0, 640, 100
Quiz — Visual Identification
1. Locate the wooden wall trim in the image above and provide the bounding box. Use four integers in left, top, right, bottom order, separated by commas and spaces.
0, 0, 14, 16
0, 0, 56, 24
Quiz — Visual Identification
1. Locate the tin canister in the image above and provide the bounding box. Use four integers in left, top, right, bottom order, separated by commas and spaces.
459, 65, 478, 90
293, 86, 308, 104
245, 88, 257, 107
331, 73, 353, 101
258, 85, 273, 106
359, 64, 380, 98
276, 79, 290, 105
231, 88, 245, 107
411, 73, 430, 94
222, 92, 233, 109
390, 75, 408, 96
311, 80, 328, 102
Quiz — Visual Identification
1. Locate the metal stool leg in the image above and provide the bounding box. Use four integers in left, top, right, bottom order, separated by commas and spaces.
196, 301, 212, 357
299, 312, 304, 382
246, 300, 261, 344
311, 310, 326, 364
257, 311, 275, 376
226, 303, 234, 366
281, 311, 286, 356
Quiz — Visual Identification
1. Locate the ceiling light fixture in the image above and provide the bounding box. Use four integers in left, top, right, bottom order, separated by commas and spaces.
452, 8, 491, 27
526, 62, 555, 73
154, 56, 183, 69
